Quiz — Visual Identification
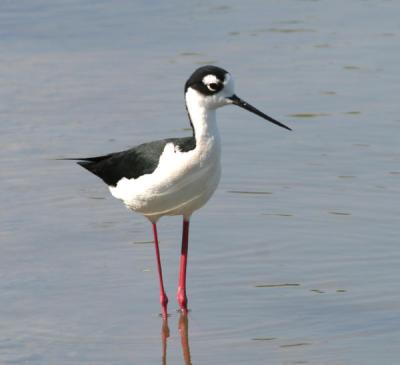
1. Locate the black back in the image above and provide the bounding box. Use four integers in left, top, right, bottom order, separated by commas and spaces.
78, 136, 195, 187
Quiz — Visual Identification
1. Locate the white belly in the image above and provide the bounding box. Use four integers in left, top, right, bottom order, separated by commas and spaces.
109, 140, 221, 222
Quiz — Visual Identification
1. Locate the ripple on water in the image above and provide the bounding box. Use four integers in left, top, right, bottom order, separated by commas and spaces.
178, 52, 203, 57
280, 342, 312, 348
133, 240, 154, 244
196, 60, 219, 65
227, 190, 272, 195
266, 28, 316, 33
289, 113, 331, 118
252, 337, 277, 342
263, 213, 294, 217
255, 283, 300, 288
320, 91, 337, 95
343, 65, 361, 70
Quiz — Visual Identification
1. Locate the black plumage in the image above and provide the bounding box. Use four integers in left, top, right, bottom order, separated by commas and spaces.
76, 136, 195, 187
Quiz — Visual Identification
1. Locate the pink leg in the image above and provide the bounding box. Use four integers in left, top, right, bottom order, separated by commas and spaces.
177, 219, 190, 313
152, 223, 168, 319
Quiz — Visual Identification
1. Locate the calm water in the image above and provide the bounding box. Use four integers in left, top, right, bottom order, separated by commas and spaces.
1, 1, 400, 364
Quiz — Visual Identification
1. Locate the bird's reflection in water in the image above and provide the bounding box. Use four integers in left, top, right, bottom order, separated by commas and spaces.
161, 313, 192, 365
179, 314, 191, 365
161, 318, 170, 365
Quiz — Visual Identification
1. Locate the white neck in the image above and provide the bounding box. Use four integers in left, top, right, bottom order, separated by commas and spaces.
185, 88, 220, 146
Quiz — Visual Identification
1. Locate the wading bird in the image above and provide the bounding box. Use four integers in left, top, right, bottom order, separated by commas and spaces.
68, 65, 291, 318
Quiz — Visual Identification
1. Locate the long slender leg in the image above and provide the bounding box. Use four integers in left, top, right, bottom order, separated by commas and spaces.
177, 219, 190, 312
152, 223, 168, 319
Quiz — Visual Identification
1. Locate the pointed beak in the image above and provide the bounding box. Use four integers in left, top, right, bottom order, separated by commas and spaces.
227, 94, 292, 131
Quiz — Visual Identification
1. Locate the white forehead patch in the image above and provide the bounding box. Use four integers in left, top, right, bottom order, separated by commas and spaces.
202, 74, 219, 85
202, 73, 234, 93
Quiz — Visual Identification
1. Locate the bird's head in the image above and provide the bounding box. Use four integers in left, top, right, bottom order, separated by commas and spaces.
184, 65, 291, 131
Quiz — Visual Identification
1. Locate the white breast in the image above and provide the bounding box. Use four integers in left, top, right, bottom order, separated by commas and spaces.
109, 135, 221, 222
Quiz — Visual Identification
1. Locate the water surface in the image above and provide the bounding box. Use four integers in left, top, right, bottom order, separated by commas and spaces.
1, 1, 400, 364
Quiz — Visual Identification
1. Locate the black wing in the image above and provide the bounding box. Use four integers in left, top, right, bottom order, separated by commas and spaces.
74, 136, 195, 187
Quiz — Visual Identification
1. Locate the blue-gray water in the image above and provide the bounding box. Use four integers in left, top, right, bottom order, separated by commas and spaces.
1, 1, 400, 364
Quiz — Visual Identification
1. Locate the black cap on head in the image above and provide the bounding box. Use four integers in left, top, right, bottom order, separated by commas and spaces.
185, 65, 228, 95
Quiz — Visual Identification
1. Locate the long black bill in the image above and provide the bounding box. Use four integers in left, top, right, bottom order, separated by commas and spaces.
227, 94, 292, 131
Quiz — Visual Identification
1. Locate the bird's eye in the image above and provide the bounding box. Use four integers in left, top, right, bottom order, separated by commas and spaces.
208, 83, 219, 91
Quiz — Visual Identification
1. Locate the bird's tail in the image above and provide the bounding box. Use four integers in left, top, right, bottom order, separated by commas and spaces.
55, 155, 110, 162
55, 154, 114, 182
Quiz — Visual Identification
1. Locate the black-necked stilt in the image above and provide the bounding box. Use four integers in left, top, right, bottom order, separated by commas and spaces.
68, 65, 291, 318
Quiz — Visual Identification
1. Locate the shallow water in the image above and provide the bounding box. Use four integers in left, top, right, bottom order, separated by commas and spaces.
1, 0, 400, 364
